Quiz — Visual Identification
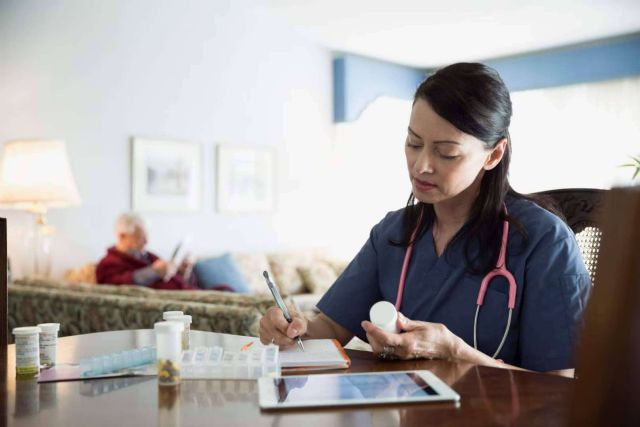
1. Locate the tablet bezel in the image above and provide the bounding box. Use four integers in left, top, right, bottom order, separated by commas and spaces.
258, 370, 460, 409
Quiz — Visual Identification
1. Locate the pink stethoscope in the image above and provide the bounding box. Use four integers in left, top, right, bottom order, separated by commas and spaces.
394, 206, 517, 358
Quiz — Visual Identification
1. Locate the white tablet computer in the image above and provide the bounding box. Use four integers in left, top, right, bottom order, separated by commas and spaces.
258, 370, 460, 410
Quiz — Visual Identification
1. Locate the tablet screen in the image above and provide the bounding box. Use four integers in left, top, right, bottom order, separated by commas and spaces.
274, 372, 439, 404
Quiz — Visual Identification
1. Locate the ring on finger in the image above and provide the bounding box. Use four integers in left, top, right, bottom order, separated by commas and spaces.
378, 345, 392, 360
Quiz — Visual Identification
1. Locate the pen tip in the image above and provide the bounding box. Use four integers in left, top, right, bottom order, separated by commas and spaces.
263, 271, 269, 279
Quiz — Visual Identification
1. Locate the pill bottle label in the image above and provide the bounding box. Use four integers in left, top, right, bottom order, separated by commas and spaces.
15, 335, 40, 377
181, 327, 190, 351
39, 332, 57, 367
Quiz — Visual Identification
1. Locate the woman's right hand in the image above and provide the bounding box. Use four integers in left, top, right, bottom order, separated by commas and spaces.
259, 306, 308, 347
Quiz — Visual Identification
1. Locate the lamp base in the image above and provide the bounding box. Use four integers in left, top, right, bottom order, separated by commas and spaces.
34, 224, 53, 278
23, 212, 54, 278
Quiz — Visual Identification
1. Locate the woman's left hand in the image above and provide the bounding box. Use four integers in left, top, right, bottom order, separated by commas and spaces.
361, 313, 460, 360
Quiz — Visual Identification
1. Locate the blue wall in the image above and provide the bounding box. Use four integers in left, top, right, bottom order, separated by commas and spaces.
486, 34, 640, 92
334, 33, 640, 122
333, 55, 425, 122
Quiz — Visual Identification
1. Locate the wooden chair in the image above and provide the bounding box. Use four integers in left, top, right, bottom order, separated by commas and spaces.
533, 188, 606, 284
569, 186, 640, 425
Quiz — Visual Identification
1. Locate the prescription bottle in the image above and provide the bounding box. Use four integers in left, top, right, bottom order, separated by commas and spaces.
37, 323, 60, 367
369, 301, 399, 333
12, 326, 42, 378
154, 321, 184, 386
164, 314, 192, 350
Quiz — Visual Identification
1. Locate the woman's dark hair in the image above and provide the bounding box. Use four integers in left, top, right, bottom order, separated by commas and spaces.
391, 62, 560, 275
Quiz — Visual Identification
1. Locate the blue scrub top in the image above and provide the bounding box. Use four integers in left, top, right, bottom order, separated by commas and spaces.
317, 196, 591, 372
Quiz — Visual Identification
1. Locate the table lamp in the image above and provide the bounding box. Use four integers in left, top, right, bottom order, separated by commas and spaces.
0, 140, 81, 277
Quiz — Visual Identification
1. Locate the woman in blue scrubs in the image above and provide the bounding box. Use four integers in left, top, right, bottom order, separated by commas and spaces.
259, 63, 591, 377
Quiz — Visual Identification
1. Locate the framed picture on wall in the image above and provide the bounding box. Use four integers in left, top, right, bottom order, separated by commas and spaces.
216, 145, 275, 213
131, 138, 202, 212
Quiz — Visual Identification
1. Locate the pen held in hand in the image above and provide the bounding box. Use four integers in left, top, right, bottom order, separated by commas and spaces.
262, 271, 305, 352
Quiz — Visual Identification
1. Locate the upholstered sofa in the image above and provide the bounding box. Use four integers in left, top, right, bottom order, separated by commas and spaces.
8, 251, 348, 341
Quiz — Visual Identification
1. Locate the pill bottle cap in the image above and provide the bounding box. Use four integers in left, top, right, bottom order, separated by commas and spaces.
154, 321, 184, 334
369, 301, 398, 332
162, 311, 184, 320
166, 314, 192, 325
37, 323, 60, 333
12, 326, 42, 336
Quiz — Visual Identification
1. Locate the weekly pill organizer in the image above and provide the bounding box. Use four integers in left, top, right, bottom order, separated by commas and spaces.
38, 344, 280, 382
35, 333, 351, 383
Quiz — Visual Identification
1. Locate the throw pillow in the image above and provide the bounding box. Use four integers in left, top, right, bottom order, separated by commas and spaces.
193, 253, 251, 293
63, 263, 98, 284
325, 258, 349, 276
231, 252, 275, 295
267, 252, 312, 295
297, 260, 338, 294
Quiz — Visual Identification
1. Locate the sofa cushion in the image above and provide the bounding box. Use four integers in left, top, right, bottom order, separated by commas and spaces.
325, 258, 349, 276
231, 252, 275, 295
193, 253, 251, 293
267, 252, 311, 295
291, 293, 322, 315
297, 259, 338, 294
64, 263, 98, 284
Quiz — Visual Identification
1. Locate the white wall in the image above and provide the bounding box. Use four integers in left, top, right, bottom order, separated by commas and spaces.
0, 0, 336, 278
329, 97, 413, 259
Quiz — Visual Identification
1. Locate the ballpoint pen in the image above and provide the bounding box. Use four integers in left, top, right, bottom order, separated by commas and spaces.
262, 271, 305, 352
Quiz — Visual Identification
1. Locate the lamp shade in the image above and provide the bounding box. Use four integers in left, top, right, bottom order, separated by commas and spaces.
0, 140, 81, 210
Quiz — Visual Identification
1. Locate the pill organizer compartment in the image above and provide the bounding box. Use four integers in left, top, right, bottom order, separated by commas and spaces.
181, 344, 279, 380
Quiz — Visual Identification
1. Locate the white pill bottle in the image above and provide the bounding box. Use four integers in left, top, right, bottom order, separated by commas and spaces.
37, 323, 60, 367
155, 321, 184, 386
164, 314, 192, 350
13, 326, 42, 377
369, 301, 400, 333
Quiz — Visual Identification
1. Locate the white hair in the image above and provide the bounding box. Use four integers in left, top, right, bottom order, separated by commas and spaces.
114, 212, 146, 235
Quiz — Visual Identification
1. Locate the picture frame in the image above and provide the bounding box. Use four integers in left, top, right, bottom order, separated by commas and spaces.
216, 145, 275, 213
131, 138, 202, 212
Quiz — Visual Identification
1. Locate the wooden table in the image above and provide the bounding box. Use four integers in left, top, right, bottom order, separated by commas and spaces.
4, 330, 573, 426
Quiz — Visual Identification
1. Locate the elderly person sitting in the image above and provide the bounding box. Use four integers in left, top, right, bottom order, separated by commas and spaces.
96, 212, 198, 290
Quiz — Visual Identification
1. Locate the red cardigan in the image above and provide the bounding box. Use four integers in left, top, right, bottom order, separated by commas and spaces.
96, 246, 198, 290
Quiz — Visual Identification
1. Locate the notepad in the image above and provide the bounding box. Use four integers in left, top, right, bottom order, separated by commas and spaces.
279, 339, 350, 372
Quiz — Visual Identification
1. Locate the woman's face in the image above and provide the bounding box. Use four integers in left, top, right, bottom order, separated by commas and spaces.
405, 98, 503, 205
